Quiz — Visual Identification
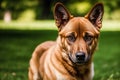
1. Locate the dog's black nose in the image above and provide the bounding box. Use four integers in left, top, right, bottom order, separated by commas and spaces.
76, 52, 85, 63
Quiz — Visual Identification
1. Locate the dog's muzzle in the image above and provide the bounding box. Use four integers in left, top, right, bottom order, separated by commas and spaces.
69, 52, 90, 65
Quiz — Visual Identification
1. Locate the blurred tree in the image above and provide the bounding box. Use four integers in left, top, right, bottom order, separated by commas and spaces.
0, 0, 120, 20
40, 0, 52, 19
0, 0, 23, 20
36, 0, 68, 19
0, 0, 3, 10
35, 0, 52, 19
0, 0, 37, 20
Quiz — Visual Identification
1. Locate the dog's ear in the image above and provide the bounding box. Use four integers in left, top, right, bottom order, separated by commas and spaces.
85, 3, 104, 31
54, 2, 72, 31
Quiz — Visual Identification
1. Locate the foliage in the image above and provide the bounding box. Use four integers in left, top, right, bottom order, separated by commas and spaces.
111, 9, 120, 20
68, 2, 91, 16
18, 9, 36, 22
0, 0, 120, 20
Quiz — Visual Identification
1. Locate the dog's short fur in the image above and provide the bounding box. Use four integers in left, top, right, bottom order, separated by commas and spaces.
28, 2, 104, 80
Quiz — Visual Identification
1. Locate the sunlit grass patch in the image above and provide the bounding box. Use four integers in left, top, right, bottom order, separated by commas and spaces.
0, 20, 120, 31
102, 20, 120, 31
0, 20, 56, 30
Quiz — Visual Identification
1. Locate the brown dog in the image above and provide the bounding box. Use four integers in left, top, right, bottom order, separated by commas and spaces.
28, 2, 104, 80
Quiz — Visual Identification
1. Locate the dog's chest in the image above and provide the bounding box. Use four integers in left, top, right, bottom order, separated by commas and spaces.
54, 70, 65, 80
54, 63, 94, 80
53, 67, 75, 80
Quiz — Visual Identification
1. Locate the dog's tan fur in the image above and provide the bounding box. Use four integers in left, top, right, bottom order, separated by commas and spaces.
28, 2, 104, 80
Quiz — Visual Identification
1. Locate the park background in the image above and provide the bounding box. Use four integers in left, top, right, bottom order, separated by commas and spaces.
0, 0, 120, 80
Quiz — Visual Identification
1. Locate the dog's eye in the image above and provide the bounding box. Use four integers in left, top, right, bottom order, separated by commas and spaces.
84, 35, 93, 41
84, 34, 93, 44
67, 34, 76, 42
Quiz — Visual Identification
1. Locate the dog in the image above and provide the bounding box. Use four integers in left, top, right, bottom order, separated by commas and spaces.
28, 2, 104, 80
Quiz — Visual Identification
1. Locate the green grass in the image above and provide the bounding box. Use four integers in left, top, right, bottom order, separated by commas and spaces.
94, 31, 120, 80
0, 21, 120, 80
0, 30, 58, 80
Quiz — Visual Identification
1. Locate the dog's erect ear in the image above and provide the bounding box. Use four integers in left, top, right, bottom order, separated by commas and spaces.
85, 3, 104, 31
54, 2, 71, 31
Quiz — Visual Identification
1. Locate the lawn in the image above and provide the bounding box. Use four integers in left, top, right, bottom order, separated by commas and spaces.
0, 20, 120, 80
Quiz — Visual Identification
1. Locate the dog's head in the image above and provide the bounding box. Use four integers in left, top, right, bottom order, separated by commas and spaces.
54, 2, 104, 65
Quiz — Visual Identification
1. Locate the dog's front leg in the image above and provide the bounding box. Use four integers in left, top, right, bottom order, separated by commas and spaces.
29, 52, 40, 80
33, 72, 40, 80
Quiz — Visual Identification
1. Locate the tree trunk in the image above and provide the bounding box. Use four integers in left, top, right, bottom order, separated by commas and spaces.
4, 10, 11, 22
41, 0, 52, 19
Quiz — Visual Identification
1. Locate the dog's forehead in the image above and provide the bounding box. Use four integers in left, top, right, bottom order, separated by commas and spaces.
61, 17, 98, 34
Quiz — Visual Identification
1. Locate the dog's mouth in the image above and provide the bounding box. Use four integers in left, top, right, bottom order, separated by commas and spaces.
68, 53, 91, 65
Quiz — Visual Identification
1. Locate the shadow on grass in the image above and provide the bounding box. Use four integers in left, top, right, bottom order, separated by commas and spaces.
0, 30, 120, 80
